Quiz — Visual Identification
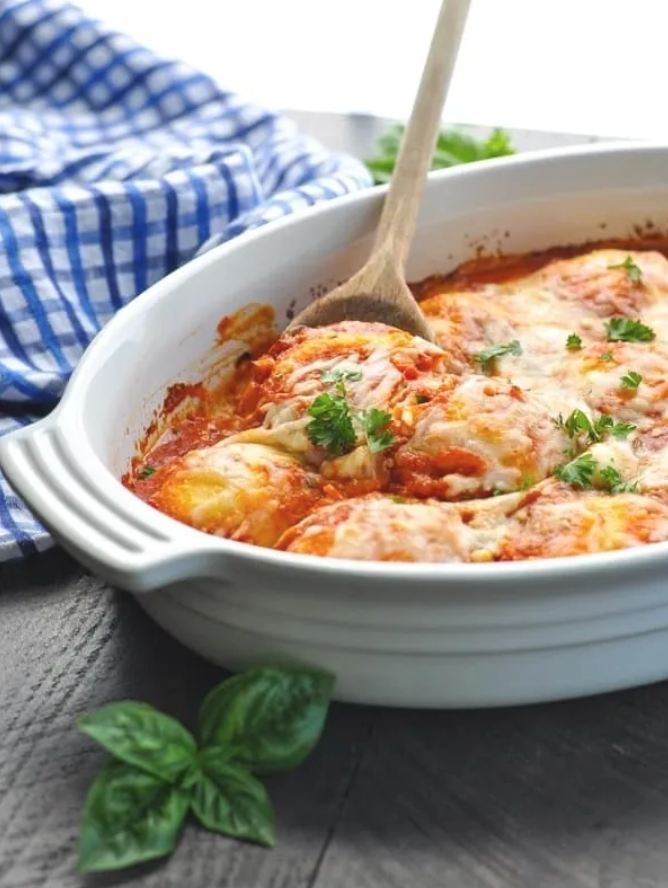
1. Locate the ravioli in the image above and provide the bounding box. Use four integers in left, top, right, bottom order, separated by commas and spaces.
146, 441, 324, 547
126, 244, 668, 564
278, 494, 492, 562
497, 482, 668, 560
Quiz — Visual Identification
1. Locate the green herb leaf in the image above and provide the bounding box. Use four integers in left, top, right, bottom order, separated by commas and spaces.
391, 495, 406, 503
79, 702, 196, 784
415, 394, 431, 404
605, 317, 656, 343
566, 333, 583, 351
621, 371, 642, 389
560, 408, 594, 439
609, 420, 636, 438
472, 340, 523, 374
198, 666, 335, 774
555, 453, 638, 493
520, 475, 536, 491
78, 761, 189, 873
306, 392, 357, 456
600, 351, 613, 362
139, 465, 156, 479
365, 126, 515, 185
359, 407, 396, 453
190, 750, 275, 848
608, 255, 643, 283
320, 367, 363, 385
598, 464, 638, 494
555, 409, 635, 444
554, 453, 597, 489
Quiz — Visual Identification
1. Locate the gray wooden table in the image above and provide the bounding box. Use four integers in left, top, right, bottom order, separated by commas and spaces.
2, 116, 664, 888
4, 550, 668, 888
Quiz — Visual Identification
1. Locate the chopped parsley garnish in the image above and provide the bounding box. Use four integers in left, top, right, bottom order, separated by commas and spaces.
600, 352, 613, 362
566, 333, 583, 351
592, 414, 636, 439
520, 475, 536, 491
359, 408, 396, 453
472, 339, 522, 374
415, 394, 431, 404
605, 317, 656, 343
555, 454, 637, 493
598, 465, 638, 494
620, 371, 642, 389
391, 495, 406, 504
307, 392, 357, 455
612, 421, 636, 438
554, 453, 597, 488
320, 366, 363, 385
608, 255, 643, 283
553, 409, 636, 444
307, 393, 395, 456
139, 465, 156, 479
553, 408, 590, 439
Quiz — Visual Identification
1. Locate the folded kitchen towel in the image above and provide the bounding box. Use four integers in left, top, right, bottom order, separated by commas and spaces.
0, 0, 373, 561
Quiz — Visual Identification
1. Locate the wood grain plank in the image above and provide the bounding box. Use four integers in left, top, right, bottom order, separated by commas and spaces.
0, 554, 375, 888
310, 685, 668, 888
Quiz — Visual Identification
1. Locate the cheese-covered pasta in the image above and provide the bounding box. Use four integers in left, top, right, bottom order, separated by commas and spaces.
125, 245, 668, 563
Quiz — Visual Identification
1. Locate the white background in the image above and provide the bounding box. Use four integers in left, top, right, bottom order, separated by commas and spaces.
78, 0, 668, 140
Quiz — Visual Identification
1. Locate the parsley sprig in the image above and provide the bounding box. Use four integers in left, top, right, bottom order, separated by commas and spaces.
608, 255, 643, 283
606, 317, 655, 343
555, 454, 637, 493
598, 464, 638, 494
621, 371, 642, 389
360, 407, 396, 453
306, 390, 356, 456
554, 453, 596, 488
320, 367, 363, 384
566, 333, 583, 351
307, 374, 396, 456
553, 409, 635, 445
472, 339, 523, 374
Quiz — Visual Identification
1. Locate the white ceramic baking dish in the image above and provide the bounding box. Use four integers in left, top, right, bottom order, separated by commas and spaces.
5, 141, 668, 709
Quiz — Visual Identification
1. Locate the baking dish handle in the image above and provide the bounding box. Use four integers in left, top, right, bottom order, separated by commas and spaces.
0, 419, 227, 593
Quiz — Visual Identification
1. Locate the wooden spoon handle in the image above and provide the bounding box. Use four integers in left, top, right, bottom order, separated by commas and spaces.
373, 0, 472, 272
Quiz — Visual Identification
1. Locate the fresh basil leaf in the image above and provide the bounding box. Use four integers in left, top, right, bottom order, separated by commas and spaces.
78, 701, 196, 783
78, 760, 189, 873
190, 750, 275, 848
198, 666, 335, 773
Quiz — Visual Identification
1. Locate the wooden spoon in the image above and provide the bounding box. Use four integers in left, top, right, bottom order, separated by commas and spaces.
291, 0, 472, 342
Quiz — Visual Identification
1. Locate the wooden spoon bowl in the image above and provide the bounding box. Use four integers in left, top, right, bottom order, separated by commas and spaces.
291, 0, 472, 342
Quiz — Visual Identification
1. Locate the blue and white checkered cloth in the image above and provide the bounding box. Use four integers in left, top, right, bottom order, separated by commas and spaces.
0, 0, 373, 561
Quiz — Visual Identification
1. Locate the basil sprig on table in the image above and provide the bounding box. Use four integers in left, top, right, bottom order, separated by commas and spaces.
77, 666, 335, 873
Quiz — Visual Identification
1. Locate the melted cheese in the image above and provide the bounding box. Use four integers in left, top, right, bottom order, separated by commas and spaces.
278, 494, 488, 562
498, 483, 668, 559
553, 341, 668, 430
136, 246, 668, 564
394, 376, 578, 498
148, 441, 323, 546
237, 320, 456, 466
